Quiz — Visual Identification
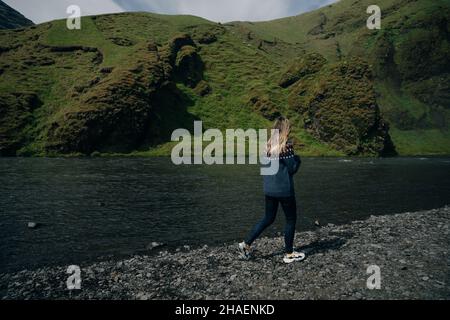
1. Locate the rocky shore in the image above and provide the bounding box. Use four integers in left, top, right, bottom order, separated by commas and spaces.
1, 207, 449, 300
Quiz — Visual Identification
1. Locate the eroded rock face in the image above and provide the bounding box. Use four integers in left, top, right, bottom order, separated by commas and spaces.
174, 45, 204, 87
45, 36, 203, 154
288, 56, 396, 156
156, 33, 205, 88
162, 33, 196, 65
46, 45, 162, 154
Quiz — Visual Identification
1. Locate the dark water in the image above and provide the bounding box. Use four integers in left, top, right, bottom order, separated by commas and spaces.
1, 157, 449, 273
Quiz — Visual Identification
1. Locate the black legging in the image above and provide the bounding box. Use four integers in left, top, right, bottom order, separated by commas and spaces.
245, 195, 297, 253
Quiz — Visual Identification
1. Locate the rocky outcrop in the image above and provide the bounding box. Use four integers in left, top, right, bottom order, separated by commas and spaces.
1, 207, 449, 300
45, 43, 163, 154
158, 33, 205, 87
45, 35, 204, 155
174, 45, 204, 87
46, 39, 196, 154
287, 55, 396, 156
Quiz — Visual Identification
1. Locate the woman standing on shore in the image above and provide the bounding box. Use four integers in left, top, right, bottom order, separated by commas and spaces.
238, 116, 305, 264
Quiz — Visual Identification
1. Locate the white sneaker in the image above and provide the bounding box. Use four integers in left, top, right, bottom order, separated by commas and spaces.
283, 251, 306, 264
238, 242, 252, 259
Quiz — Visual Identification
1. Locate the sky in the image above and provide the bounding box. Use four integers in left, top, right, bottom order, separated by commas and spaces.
4, 0, 338, 24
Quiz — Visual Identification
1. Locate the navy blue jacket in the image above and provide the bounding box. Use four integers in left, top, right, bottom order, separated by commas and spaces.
262, 145, 301, 198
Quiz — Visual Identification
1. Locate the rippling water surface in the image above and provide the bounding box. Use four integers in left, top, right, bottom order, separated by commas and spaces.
1, 157, 449, 272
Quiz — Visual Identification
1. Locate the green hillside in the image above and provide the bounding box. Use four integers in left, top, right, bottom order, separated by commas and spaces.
235, 0, 450, 155
0, 0, 449, 157
0, 0, 34, 29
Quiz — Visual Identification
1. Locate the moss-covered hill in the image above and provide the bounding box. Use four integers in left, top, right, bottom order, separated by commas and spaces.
0, 0, 448, 157
0, 0, 34, 29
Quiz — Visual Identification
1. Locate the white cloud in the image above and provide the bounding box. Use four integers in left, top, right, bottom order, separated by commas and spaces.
193, 0, 291, 22
114, 0, 322, 22
4, 0, 124, 24
4, 0, 338, 24
153, 0, 288, 22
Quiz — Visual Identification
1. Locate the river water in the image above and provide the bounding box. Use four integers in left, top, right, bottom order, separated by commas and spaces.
1, 157, 449, 272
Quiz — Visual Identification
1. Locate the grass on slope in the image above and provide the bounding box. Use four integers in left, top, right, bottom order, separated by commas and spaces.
390, 128, 450, 155
2, 1, 448, 157
43, 13, 213, 66
130, 24, 342, 157
232, 0, 450, 156
376, 82, 450, 155
0, 12, 338, 157
234, 0, 447, 57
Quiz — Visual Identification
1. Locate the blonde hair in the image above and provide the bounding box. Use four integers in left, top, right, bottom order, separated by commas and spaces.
266, 116, 291, 156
